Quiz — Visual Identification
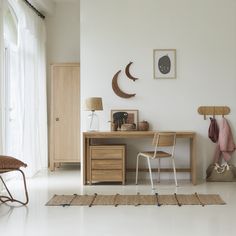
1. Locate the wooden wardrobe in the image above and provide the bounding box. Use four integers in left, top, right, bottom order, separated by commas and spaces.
50, 63, 80, 171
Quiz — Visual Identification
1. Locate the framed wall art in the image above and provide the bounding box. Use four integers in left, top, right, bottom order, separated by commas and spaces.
110, 109, 139, 131
153, 49, 176, 79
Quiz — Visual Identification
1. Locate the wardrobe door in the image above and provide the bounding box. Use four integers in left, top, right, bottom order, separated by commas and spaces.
50, 63, 80, 171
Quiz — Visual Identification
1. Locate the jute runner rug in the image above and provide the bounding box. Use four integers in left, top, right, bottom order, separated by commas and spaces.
46, 193, 225, 207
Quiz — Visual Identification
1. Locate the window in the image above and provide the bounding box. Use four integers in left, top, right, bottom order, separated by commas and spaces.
3, 4, 21, 157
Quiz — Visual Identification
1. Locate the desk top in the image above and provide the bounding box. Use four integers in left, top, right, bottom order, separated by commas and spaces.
83, 131, 196, 139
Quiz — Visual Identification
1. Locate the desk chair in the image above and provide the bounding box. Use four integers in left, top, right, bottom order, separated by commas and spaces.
135, 132, 178, 189
0, 156, 29, 205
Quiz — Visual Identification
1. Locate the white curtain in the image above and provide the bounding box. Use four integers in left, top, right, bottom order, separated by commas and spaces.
0, 0, 5, 191
7, 0, 48, 177
0, 0, 4, 154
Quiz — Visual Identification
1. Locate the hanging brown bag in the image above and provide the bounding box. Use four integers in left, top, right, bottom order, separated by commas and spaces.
206, 163, 236, 182
208, 117, 219, 143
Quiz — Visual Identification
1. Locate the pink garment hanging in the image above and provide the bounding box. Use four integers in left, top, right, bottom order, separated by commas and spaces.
213, 118, 236, 163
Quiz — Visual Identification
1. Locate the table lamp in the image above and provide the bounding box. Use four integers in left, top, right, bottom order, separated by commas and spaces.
84, 97, 103, 131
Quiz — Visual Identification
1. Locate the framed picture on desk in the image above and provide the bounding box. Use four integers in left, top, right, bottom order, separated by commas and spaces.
111, 109, 139, 131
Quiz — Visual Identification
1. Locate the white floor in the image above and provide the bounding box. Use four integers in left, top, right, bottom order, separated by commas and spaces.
0, 165, 236, 236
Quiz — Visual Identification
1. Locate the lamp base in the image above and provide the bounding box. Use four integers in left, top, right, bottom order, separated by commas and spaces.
87, 111, 99, 131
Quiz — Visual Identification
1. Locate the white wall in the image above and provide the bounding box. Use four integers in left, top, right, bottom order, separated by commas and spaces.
45, 1, 80, 132
46, 2, 80, 64
81, 0, 236, 180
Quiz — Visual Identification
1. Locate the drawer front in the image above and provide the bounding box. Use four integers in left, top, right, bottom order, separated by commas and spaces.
91, 147, 124, 160
92, 170, 123, 182
92, 160, 122, 170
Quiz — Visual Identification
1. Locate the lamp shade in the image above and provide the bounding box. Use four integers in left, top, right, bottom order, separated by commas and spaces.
84, 97, 103, 111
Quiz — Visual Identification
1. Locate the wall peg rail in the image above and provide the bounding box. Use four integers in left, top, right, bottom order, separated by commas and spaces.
198, 106, 230, 120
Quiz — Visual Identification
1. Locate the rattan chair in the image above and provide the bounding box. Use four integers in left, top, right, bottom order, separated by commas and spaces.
0, 155, 29, 205
135, 132, 178, 189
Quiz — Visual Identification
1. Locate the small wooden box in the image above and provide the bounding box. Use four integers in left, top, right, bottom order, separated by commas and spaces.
89, 145, 126, 184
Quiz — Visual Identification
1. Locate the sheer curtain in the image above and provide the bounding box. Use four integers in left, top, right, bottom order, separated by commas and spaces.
7, 0, 48, 177
0, 0, 4, 154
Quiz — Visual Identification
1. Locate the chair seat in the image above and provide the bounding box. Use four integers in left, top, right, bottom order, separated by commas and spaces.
0, 155, 28, 205
139, 151, 172, 158
0, 155, 27, 170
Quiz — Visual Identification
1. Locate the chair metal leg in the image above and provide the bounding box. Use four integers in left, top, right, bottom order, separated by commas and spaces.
0, 175, 14, 199
0, 169, 29, 205
171, 157, 178, 187
135, 154, 140, 185
147, 157, 154, 189
158, 158, 161, 183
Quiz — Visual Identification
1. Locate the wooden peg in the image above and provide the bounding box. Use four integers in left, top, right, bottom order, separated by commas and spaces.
222, 106, 226, 118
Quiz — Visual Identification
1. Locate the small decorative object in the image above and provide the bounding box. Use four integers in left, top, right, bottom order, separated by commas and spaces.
121, 123, 136, 131
84, 97, 103, 131
111, 109, 138, 131
111, 122, 118, 131
138, 120, 149, 131
112, 70, 136, 98
125, 62, 139, 81
153, 49, 176, 79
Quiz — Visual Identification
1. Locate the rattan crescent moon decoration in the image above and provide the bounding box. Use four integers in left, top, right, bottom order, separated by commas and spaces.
112, 70, 136, 98
125, 62, 139, 81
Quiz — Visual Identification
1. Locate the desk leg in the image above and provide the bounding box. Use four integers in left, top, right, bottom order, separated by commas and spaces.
86, 138, 92, 184
83, 136, 91, 185
83, 135, 87, 185
87, 138, 91, 185
190, 135, 197, 185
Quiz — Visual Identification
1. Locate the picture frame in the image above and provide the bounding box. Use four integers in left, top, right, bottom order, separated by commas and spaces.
153, 49, 176, 79
110, 109, 139, 131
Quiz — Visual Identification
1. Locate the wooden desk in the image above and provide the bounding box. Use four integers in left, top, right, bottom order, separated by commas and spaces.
83, 131, 197, 185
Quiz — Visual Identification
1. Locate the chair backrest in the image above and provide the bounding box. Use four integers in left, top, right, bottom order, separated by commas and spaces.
152, 132, 176, 156
153, 132, 176, 147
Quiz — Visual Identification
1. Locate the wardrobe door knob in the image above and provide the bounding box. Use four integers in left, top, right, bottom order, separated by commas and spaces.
55, 118, 59, 121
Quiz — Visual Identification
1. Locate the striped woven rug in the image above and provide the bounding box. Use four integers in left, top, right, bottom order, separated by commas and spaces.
46, 193, 225, 207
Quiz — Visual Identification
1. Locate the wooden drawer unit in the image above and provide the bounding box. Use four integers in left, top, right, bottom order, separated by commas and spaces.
92, 160, 123, 170
91, 148, 123, 159
89, 145, 125, 184
92, 170, 123, 182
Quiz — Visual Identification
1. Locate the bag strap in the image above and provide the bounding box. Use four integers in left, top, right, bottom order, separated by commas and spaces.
214, 163, 229, 174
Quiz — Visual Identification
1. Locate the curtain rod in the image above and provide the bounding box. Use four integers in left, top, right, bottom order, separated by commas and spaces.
22, 0, 45, 19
